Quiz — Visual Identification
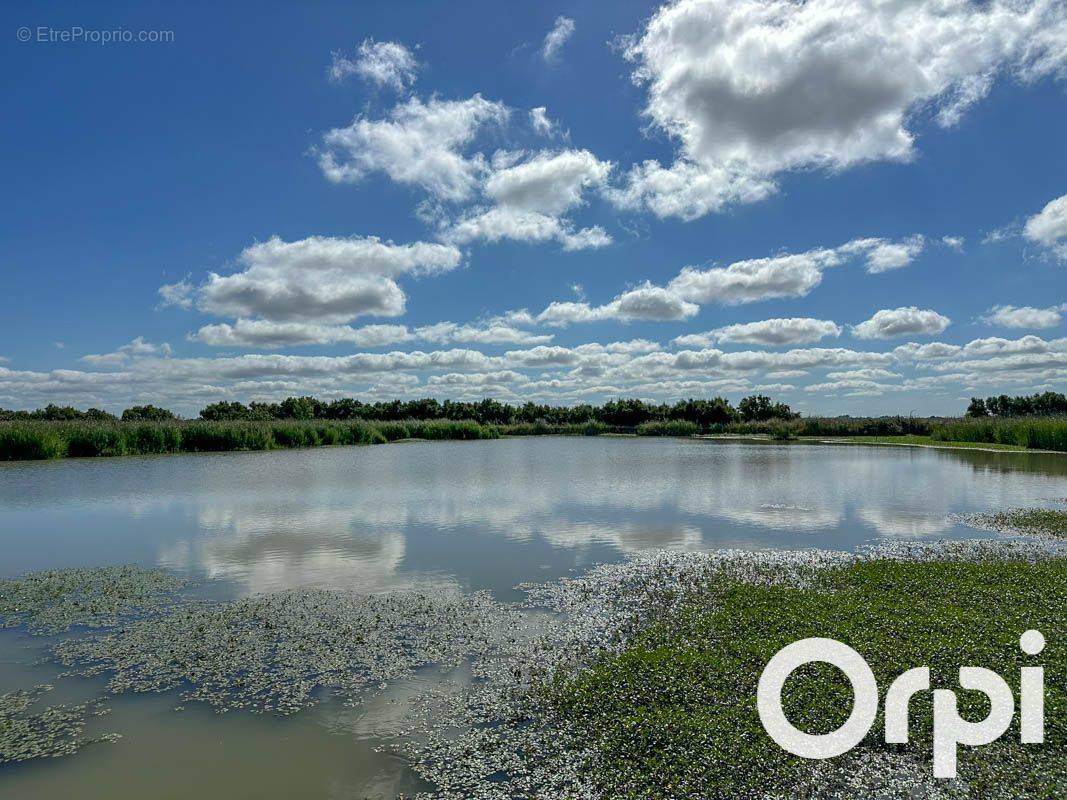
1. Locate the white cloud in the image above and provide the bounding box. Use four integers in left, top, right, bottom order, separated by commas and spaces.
941, 235, 965, 252
443, 149, 613, 249
667, 248, 840, 305
619, 0, 1067, 219
483, 149, 611, 215
192, 319, 551, 349
852, 307, 951, 340
81, 337, 172, 367
158, 280, 195, 309
329, 39, 419, 91
445, 207, 611, 251
840, 235, 926, 274
981, 304, 1065, 329
1023, 193, 1067, 260
606, 158, 775, 221
538, 284, 699, 326
172, 235, 461, 325
529, 107, 554, 136
675, 318, 842, 347
542, 16, 576, 61
318, 95, 509, 201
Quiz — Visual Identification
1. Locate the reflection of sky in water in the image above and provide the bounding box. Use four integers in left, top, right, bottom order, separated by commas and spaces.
0, 439, 1064, 597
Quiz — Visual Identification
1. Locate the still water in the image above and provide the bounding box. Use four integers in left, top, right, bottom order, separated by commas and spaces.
0, 437, 1064, 797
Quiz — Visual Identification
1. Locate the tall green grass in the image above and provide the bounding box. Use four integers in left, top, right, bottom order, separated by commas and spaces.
635, 419, 699, 437
932, 416, 1067, 451
498, 420, 612, 436
0, 419, 498, 461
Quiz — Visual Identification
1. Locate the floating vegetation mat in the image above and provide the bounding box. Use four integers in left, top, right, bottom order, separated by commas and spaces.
396, 540, 1065, 800
0, 566, 185, 633
0, 685, 116, 764
954, 507, 1067, 540
54, 589, 520, 715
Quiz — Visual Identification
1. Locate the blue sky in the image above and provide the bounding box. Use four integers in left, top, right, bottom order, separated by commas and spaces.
2, 0, 1066, 416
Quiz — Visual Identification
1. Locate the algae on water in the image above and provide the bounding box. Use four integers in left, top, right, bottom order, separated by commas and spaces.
54, 588, 519, 715
0, 685, 117, 764
0, 565, 186, 633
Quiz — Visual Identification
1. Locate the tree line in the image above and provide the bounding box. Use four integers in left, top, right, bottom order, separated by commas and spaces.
965, 391, 1067, 418
0, 395, 799, 427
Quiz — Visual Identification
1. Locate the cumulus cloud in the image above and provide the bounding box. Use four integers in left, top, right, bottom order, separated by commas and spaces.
852, 307, 951, 340
329, 39, 419, 91
617, 0, 1067, 219
529, 234, 927, 327
318, 95, 509, 201
674, 318, 842, 348
840, 236, 926, 274
941, 236, 965, 252
1024, 193, 1067, 260
169, 235, 461, 325
537, 284, 699, 326
542, 16, 576, 61
981, 304, 1065, 330
443, 148, 614, 249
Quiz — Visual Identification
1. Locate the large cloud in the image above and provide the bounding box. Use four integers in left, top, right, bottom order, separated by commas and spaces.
617, 0, 1067, 218
1024, 193, 1067, 260
161, 235, 461, 324
317, 95, 509, 201
852, 307, 951, 340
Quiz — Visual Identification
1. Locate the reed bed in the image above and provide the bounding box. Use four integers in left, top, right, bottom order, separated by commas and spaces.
635, 419, 700, 436
0, 419, 498, 460
931, 416, 1067, 451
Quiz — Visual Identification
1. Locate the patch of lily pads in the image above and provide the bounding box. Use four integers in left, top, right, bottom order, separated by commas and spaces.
0, 565, 185, 633
0, 684, 117, 764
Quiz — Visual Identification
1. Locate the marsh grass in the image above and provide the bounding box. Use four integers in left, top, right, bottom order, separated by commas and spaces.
933, 417, 1067, 451
0, 418, 498, 460
635, 419, 700, 437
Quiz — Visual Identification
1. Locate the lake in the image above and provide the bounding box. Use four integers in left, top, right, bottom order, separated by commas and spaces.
1, 437, 1064, 797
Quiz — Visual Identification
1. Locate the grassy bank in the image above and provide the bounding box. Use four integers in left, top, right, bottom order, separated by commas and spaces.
0, 418, 497, 460
549, 557, 1066, 798
813, 434, 1033, 451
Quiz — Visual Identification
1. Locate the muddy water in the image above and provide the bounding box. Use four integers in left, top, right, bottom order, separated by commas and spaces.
1, 438, 1064, 797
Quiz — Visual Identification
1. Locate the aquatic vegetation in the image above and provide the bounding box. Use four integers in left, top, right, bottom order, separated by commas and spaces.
0, 566, 185, 633
54, 589, 518, 715
403, 541, 1065, 799
0, 685, 116, 764
956, 507, 1067, 539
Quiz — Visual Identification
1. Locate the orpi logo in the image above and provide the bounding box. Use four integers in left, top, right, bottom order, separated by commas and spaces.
756, 631, 1046, 778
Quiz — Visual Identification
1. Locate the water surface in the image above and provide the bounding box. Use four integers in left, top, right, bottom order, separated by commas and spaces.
1, 438, 1064, 797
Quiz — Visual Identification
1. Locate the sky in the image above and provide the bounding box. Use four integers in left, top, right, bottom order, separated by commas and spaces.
2, 0, 1067, 417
